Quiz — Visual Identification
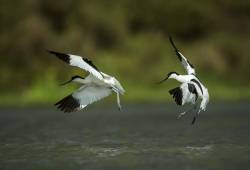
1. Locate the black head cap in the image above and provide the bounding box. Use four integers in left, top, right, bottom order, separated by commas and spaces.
167, 72, 179, 78
60, 75, 85, 86
157, 72, 179, 84
71, 75, 84, 80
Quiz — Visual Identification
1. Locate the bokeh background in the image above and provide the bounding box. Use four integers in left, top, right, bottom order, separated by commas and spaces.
0, 0, 250, 106
1, 1, 250, 170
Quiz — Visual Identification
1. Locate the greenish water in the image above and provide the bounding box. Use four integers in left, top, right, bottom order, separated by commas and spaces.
0, 103, 250, 170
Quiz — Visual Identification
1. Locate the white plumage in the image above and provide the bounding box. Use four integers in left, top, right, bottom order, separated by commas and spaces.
179, 82, 197, 105
48, 51, 125, 112
72, 85, 112, 110
68, 54, 104, 80
159, 37, 209, 124
169, 37, 196, 75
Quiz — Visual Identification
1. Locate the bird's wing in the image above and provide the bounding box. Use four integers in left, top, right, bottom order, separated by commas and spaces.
55, 85, 112, 112
169, 37, 196, 75
48, 50, 103, 80
169, 82, 198, 106
187, 83, 198, 101
169, 87, 183, 105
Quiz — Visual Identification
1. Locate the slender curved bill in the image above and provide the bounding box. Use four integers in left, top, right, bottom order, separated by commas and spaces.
157, 76, 169, 84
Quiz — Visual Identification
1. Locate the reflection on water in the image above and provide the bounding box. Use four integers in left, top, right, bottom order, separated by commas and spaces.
0, 103, 250, 170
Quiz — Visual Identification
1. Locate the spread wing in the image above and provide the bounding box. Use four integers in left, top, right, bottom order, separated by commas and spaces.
55, 86, 112, 112
169, 36, 196, 75
48, 50, 103, 80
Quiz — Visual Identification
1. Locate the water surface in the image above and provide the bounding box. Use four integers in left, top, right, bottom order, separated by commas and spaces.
0, 103, 250, 170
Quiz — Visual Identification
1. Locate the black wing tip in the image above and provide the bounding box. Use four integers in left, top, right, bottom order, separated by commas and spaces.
54, 95, 80, 113
47, 49, 60, 55
168, 36, 182, 61
48, 50, 103, 77
47, 49, 54, 53
47, 50, 70, 64
47, 49, 63, 55
168, 36, 178, 51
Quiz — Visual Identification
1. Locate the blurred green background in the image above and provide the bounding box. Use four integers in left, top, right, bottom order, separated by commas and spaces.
0, 0, 250, 106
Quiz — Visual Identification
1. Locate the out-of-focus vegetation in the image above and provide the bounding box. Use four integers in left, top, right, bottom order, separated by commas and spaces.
0, 0, 250, 105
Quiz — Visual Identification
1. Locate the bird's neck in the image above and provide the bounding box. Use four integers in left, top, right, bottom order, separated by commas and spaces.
171, 75, 187, 83
73, 78, 86, 84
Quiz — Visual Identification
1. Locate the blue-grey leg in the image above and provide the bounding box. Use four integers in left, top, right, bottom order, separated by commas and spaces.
177, 102, 199, 119
191, 108, 201, 125
116, 92, 122, 111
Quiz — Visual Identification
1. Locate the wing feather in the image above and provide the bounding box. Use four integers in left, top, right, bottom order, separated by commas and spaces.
48, 50, 103, 80
55, 85, 112, 113
73, 86, 112, 108
169, 37, 196, 75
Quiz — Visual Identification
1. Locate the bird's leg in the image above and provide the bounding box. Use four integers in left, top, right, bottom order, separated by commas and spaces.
112, 86, 118, 93
116, 92, 122, 111
177, 111, 187, 119
177, 103, 198, 120
177, 107, 192, 119
191, 108, 201, 125
111, 86, 122, 111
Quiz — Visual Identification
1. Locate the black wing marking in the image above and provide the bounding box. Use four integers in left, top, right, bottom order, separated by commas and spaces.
188, 83, 198, 101
82, 58, 100, 72
169, 36, 196, 74
48, 50, 102, 73
48, 50, 104, 79
55, 94, 80, 113
48, 50, 99, 71
169, 87, 183, 105
187, 60, 194, 69
191, 79, 203, 95
48, 50, 70, 63
169, 36, 182, 61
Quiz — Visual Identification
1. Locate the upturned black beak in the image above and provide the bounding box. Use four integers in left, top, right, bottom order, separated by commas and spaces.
157, 76, 169, 84
60, 79, 72, 86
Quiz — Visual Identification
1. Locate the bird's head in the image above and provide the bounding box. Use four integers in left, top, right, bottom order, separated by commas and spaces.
167, 72, 179, 79
158, 72, 179, 84
60, 75, 85, 86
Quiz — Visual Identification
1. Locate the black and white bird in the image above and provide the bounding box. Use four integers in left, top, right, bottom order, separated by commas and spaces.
159, 37, 209, 124
48, 51, 125, 113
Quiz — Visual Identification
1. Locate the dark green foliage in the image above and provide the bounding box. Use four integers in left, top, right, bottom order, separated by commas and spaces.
0, 0, 250, 104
